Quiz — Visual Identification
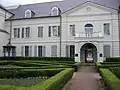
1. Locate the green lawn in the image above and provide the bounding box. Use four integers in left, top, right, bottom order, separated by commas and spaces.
0, 77, 46, 87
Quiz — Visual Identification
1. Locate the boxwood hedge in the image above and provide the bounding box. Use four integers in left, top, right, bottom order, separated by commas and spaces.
0, 68, 74, 90
99, 69, 120, 90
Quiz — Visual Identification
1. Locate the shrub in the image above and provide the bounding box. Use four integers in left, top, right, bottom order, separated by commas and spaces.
106, 57, 120, 62
110, 67, 120, 79
0, 57, 74, 61
99, 69, 120, 90
0, 68, 63, 79
31, 68, 74, 90
0, 68, 74, 90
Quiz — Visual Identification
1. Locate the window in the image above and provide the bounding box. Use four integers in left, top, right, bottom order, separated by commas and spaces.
66, 45, 75, 58
13, 28, 20, 38
22, 28, 24, 38
70, 25, 75, 36
25, 46, 29, 57
104, 45, 110, 57
52, 26, 58, 37
51, 45, 57, 57
38, 26, 43, 37
48, 26, 51, 37
25, 9, 31, 18
38, 46, 42, 57
38, 46, 46, 57
104, 23, 110, 35
51, 7, 60, 16
14, 28, 17, 38
85, 24, 93, 37
26, 27, 30, 37
48, 26, 60, 37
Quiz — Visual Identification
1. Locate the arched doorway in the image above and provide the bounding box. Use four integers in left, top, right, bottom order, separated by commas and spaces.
80, 43, 97, 63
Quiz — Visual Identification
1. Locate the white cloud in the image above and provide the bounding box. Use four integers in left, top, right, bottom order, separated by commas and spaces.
1, 0, 62, 6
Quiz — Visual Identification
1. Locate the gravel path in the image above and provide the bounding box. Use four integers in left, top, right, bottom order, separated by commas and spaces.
62, 65, 105, 90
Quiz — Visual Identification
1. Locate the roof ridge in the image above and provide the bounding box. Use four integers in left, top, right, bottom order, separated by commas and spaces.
21, 0, 64, 6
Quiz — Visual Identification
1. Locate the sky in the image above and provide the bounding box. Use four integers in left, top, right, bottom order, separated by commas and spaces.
0, 0, 62, 6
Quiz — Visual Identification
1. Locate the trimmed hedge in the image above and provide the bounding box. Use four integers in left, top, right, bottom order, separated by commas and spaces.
99, 69, 120, 90
0, 68, 74, 90
0, 68, 63, 79
106, 57, 120, 62
110, 67, 120, 79
0, 57, 74, 61
95, 62, 120, 70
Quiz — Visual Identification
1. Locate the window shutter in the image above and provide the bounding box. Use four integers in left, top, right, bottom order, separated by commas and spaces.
17, 28, 20, 38
48, 26, 51, 37
21, 46, 24, 56
66, 45, 70, 57
42, 46, 46, 57
51, 45, 57, 57
34, 45, 37, 57
104, 45, 110, 57
30, 46, 32, 57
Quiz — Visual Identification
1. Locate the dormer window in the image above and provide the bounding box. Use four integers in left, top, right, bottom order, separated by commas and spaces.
25, 9, 32, 18
51, 7, 60, 16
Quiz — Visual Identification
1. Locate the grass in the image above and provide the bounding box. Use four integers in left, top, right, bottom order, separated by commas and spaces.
0, 77, 46, 87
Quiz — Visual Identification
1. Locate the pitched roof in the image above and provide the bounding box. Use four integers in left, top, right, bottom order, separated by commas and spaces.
8, 0, 120, 20
0, 4, 13, 15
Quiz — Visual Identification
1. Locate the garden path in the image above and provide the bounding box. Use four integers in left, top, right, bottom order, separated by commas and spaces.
62, 64, 105, 90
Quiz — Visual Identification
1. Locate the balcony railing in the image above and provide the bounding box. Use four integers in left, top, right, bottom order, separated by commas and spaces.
74, 31, 104, 38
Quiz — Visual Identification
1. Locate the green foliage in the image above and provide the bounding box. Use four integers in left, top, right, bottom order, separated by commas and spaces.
106, 57, 120, 62
99, 69, 120, 90
0, 69, 63, 79
110, 67, 120, 79
0, 57, 74, 61
0, 68, 74, 90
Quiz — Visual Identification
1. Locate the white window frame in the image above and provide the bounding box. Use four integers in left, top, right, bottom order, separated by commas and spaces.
70, 25, 75, 36
25, 9, 31, 18
51, 7, 60, 16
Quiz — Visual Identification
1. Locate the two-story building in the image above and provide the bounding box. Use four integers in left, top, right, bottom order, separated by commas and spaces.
0, 0, 120, 62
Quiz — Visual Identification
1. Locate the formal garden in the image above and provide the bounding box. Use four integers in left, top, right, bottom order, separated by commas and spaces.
0, 57, 81, 90
95, 57, 120, 90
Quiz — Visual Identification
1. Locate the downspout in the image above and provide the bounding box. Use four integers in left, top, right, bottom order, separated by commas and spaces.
59, 9, 62, 57
118, 6, 120, 56
10, 20, 12, 44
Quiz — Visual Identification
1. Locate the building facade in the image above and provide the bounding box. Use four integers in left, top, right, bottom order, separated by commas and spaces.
0, 0, 120, 62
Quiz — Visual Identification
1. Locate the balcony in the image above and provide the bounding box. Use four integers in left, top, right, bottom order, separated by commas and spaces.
74, 31, 104, 38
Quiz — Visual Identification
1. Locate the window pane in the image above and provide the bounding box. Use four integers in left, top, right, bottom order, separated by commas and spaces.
22, 28, 24, 38
52, 26, 58, 37
38, 46, 42, 57
48, 26, 51, 37
51, 45, 57, 57
17, 28, 20, 38
26, 27, 30, 37
104, 23, 110, 35
30, 46, 32, 56
70, 25, 75, 36
14, 28, 17, 38
25, 46, 29, 57
70, 45, 75, 58
58, 26, 60, 37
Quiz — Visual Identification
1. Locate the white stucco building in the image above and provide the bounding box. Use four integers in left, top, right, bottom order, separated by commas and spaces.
0, 0, 120, 62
